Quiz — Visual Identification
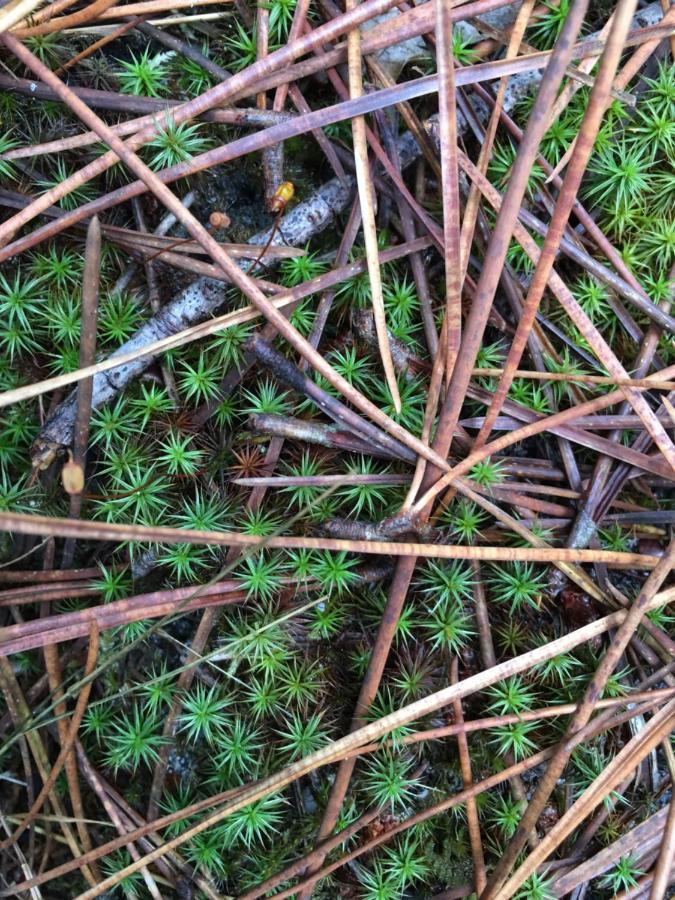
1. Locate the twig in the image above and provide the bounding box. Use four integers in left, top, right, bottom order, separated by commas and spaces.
436, 0, 462, 380
130, 198, 179, 404
249, 412, 404, 459
650, 742, 675, 899
61, 216, 100, 569
346, 0, 400, 412
248, 334, 416, 462
451, 657, 487, 893
13, 236, 430, 460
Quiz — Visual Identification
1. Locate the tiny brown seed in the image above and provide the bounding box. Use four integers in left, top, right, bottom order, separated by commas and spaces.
62, 459, 84, 495
209, 210, 231, 229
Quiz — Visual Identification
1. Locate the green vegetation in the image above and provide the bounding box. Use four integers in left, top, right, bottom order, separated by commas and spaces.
0, 4, 671, 897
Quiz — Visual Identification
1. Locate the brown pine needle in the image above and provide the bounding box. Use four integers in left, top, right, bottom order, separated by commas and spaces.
345, 1, 401, 413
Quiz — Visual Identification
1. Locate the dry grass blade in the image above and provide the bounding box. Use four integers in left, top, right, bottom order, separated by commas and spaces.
650, 743, 675, 899
451, 657, 486, 893
474, 0, 640, 449
54, 14, 147, 74
436, 0, 462, 381
0, 510, 663, 567
543, 11, 615, 132
472, 368, 675, 391
346, 0, 400, 412
61, 215, 100, 567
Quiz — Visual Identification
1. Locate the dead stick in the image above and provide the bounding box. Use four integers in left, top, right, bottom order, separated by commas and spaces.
451, 657, 486, 892
61, 216, 100, 568
435, 0, 462, 381
650, 742, 675, 899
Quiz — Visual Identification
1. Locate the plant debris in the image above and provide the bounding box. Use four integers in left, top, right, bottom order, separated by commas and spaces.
0, 0, 673, 897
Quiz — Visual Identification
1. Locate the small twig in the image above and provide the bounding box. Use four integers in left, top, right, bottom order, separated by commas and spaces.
249, 413, 404, 459
435, 0, 462, 381
138, 19, 231, 80
649, 742, 675, 899
451, 657, 487, 893
10, 0, 118, 37
345, 0, 400, 412
61, 216, 100, 569
247, 333, 417, 462
55, 14, 148, 74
